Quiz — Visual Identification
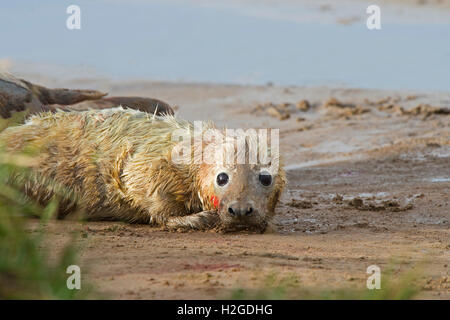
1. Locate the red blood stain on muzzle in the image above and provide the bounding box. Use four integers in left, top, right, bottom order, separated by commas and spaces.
210, 195, 219, 209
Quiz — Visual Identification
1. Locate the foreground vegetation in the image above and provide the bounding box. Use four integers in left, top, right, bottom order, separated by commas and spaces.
229, 269, 421, 300
0, 152, 89, 299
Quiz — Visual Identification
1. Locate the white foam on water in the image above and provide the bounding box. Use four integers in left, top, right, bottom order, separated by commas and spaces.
357, 192, 389, 198
285, 155, 363, 171
428, 177, 450, 182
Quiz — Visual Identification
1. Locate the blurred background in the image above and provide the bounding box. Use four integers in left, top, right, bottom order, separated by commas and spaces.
1, 0, 449, 91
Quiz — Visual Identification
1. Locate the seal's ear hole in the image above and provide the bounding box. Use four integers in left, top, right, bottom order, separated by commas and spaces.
258, 171, 272, 186
216, 172, 229, 186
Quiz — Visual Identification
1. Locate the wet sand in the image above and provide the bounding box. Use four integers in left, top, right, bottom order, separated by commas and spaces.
27, 79, 449, 299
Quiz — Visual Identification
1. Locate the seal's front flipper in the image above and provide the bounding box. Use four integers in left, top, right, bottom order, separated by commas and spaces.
165, 211, 219, 231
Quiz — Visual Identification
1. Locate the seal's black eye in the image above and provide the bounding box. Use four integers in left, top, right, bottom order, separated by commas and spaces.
216, 172, 229, 186
259, 172, 272, 186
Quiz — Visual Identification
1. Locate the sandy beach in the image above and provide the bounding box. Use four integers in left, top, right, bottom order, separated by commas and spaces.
19, 77, 448, 299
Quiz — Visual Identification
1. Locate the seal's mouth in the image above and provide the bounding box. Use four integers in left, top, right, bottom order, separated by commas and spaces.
216, 210, 268, 233
217, 220, 268, 233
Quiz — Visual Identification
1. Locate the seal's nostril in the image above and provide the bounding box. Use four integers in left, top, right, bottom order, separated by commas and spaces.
246, 207, 253, 215
228, 207, 235, 215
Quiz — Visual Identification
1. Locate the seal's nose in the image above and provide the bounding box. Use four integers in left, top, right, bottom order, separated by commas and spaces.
227, 201, 254, 217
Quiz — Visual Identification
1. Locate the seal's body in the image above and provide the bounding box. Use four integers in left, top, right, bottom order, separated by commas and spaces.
0, 108, 286, 231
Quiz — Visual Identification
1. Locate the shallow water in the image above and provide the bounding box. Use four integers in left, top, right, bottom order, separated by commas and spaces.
1, 0, 449, 91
